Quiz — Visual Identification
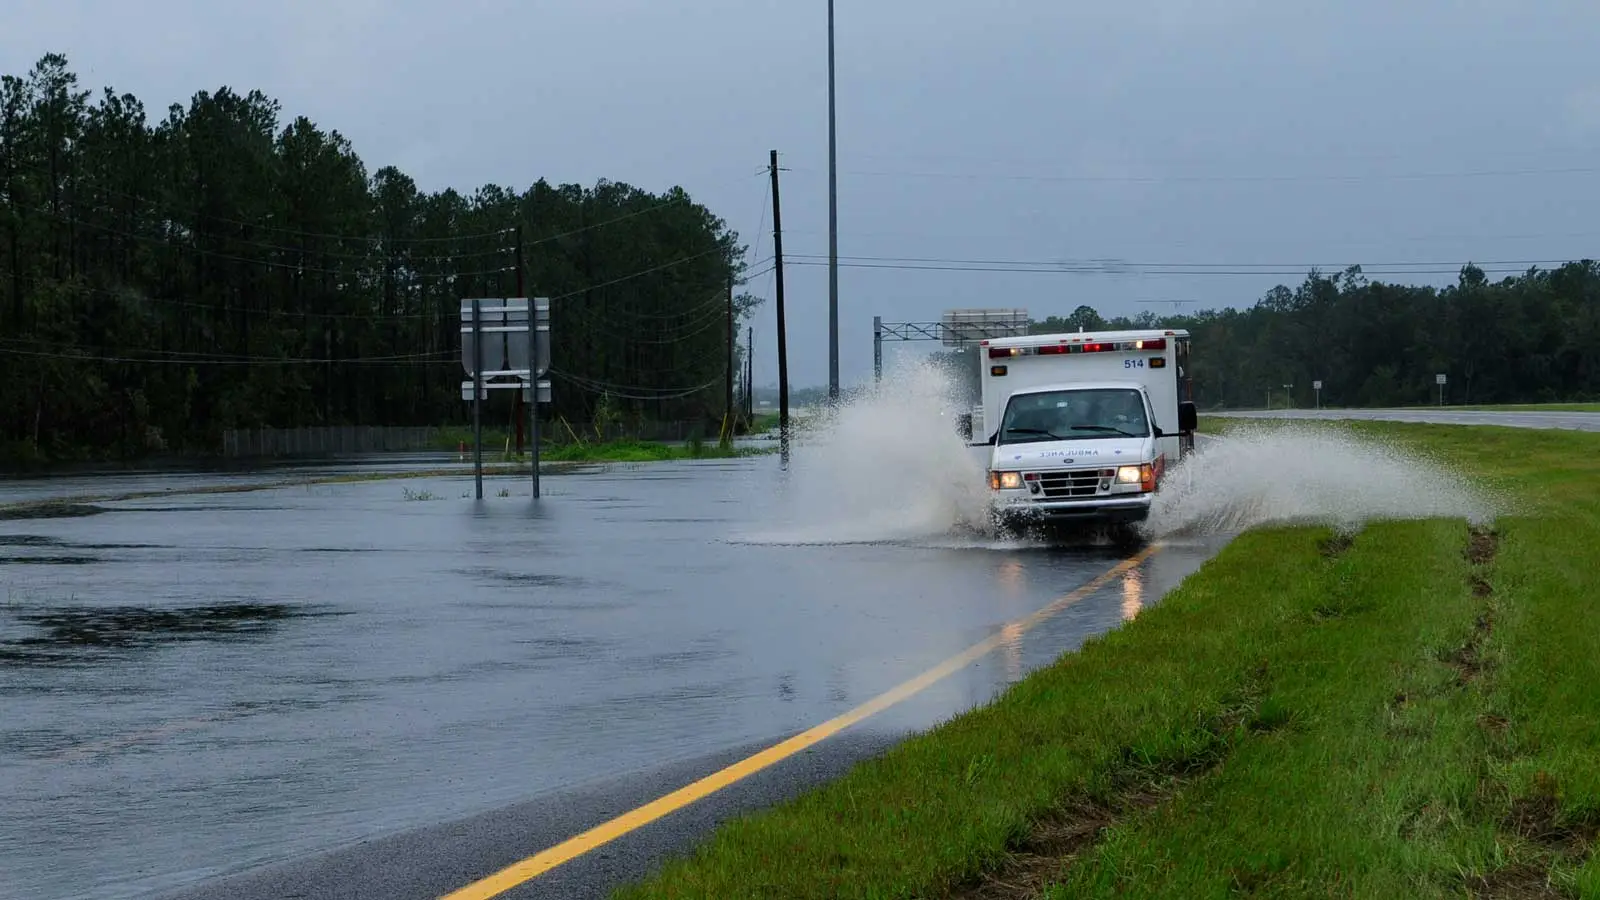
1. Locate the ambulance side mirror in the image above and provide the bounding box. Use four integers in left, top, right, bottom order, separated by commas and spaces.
1178, 401, 1198, 433
956, 414, 973, 441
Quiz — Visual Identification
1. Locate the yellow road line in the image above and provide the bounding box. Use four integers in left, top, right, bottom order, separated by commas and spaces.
439, 544, 1161, 900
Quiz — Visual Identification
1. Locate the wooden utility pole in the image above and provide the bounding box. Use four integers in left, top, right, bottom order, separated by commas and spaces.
769, 150, 790, 460
514, 225, 525, 454
724, 273, 734, 443
472, 298, 483, 500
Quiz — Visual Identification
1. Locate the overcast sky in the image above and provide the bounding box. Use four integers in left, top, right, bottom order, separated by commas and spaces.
7, 0, 1600, 388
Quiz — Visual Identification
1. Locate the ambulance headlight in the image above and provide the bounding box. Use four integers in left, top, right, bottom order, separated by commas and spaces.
989, 471, 1024, 490
1115, 466, 1143, 484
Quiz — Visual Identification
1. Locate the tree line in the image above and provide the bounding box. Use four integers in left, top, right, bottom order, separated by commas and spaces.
1, 53, 762, 465
1030, 260, 1600, 408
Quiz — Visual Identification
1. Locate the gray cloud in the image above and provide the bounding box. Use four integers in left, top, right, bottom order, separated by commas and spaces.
5, 0, 1598, 387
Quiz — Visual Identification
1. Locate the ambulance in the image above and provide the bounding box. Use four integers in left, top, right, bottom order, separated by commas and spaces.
969, 328, 1197, 532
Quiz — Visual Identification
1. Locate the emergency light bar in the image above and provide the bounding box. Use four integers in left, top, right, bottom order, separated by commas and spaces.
987, 337, 1166, 359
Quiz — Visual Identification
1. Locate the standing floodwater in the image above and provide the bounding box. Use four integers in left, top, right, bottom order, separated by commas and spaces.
0, 452, 1221, 900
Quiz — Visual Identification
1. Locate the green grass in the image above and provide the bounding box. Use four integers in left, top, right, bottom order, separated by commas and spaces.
1445, 402, 1600, 413
1214, 403, 1600, 414
539, 438, 770, 463
612, 419, 1600, 899
435, 425, 512, 451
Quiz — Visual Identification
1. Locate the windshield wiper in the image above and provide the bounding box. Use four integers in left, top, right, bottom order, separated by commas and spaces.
1071, 425, 1140, 437
1004, 427, 1067, 440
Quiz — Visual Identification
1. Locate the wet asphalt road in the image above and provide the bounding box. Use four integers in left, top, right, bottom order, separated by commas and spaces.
1216, 407, 1600, 431
1, 454, 1225, 900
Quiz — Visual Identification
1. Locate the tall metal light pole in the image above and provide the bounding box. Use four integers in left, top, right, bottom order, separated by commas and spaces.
826, 0, 840, 402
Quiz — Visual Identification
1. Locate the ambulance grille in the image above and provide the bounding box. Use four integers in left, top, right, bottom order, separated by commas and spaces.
1034, 468, 1112, 499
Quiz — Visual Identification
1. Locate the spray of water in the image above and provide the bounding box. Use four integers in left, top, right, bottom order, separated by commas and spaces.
1145, 421, 1498, 538
735, 361, 1498, 547
738, 358, 994, 546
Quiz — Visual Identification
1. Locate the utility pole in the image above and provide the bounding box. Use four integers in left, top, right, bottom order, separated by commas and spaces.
746, 326, 754, 421
514, 225, 525, 456
723, 273, 734, 444
873, 315, 882, 384
472, 298, 483, 500
770, 149, 791, 462
826, 0, 840, 404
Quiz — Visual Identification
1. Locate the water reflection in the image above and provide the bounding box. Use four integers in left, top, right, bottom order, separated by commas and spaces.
1121, 568, 1145, 621
996, 557, 1027, 595
999, 621, 1024, 683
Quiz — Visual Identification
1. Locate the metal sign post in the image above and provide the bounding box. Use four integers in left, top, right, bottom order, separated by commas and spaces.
1436, 372, 1447, 406
872, 315, 883, 384
461, 297, 551, 500
526, 297, 550, 498
1313, 379, 1323, 410
472, 299, 483, 499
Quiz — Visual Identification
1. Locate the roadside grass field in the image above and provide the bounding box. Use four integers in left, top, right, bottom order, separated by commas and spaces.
1425, 403, 1600, 413
540, 438, 768, 463
611, 419, 1600, 899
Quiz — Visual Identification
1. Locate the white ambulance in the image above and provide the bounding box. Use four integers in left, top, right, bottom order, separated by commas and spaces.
968, 328, 1197, 532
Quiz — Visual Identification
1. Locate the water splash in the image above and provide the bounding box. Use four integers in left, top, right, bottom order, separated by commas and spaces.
1145, 421, 1497, 538
738, 358, 995, 545
736, 368, 1496, 547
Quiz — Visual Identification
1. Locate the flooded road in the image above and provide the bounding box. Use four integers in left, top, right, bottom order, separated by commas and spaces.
0, 456, 1226, 900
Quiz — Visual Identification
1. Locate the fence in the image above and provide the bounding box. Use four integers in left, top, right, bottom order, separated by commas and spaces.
220, 426, 443, 458
220, 420, 723, 458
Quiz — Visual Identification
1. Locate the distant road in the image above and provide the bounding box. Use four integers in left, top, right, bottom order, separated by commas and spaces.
1213, 408, 1600, 433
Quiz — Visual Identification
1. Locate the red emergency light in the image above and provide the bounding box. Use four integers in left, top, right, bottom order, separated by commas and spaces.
987, 337, 1167, 359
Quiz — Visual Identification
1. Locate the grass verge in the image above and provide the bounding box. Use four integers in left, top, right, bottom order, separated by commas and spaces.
539, 438, 770, 463
612, 420, 1600, 899
1424, 403, 1600, 413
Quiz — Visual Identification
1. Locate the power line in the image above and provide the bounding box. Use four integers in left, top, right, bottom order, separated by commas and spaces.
26, 206, 514, 278
9, 159, 517, 245
58, 283, 440, 321
8, 162, 752, 253
548, 247, 731, 300
818, 144, 1600, 172
550, 368, 724, 401
568, 283, 746, 326
783, 252, 1580, 271
25, 202, 513, 263
784, 258, 1563, 277
0, 341, 457, 367
524, 197, 691, 247
789, 164, 1600, 186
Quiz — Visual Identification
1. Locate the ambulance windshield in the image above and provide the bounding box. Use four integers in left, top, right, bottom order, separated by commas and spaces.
997, 388, 1150, 444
